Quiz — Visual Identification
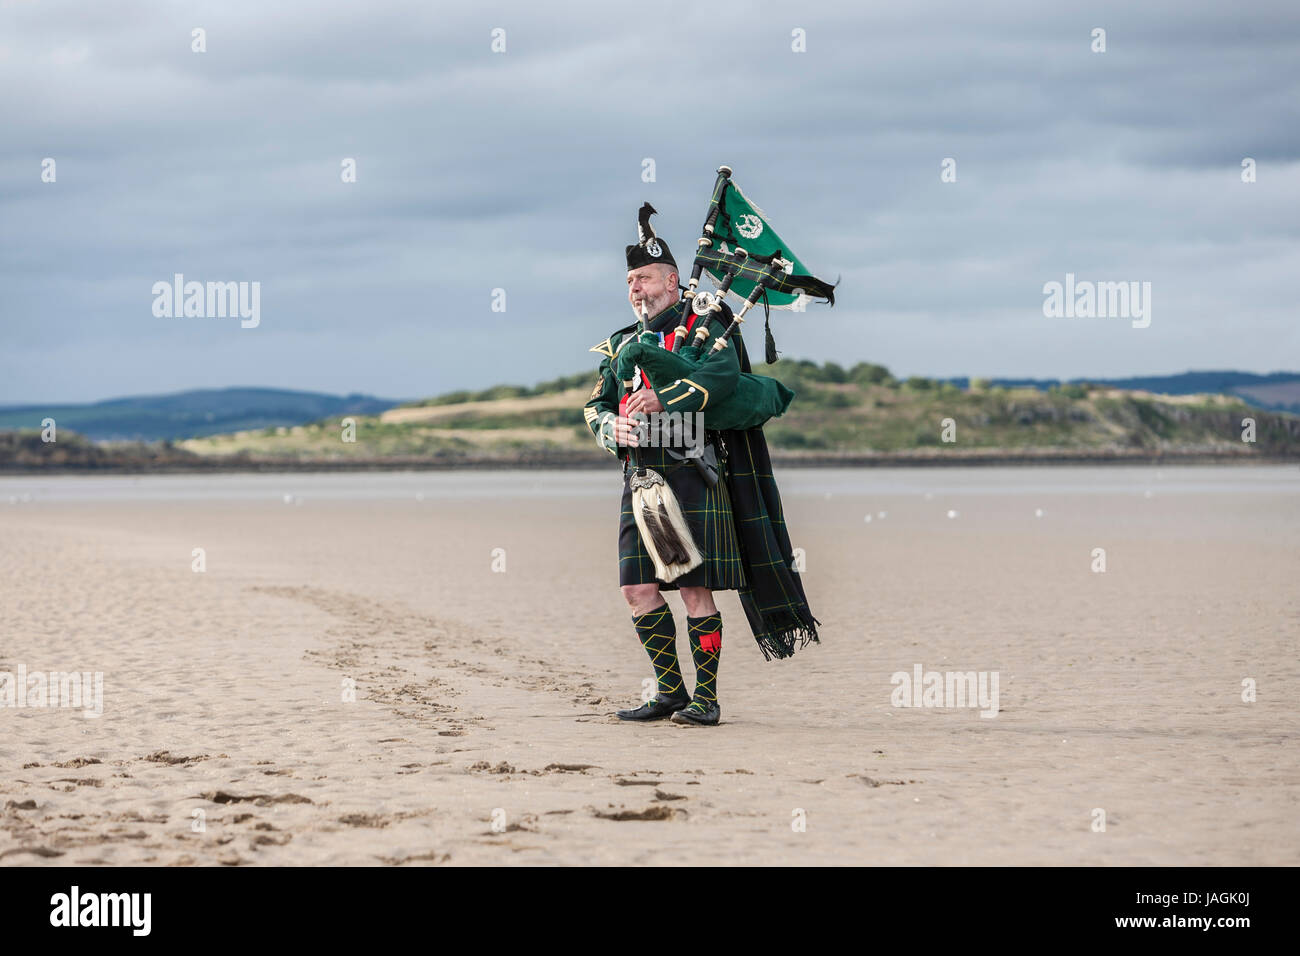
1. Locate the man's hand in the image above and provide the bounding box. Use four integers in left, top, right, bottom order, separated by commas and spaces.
614, 415, 645, 447
596, 414, 620, 454
625, 389, 664, 416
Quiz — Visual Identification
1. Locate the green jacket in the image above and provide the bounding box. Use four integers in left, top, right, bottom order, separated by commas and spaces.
582, 302, 739, 457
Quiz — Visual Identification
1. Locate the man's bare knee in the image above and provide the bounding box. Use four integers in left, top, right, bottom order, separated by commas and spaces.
679, 587, 717, 618
621, 584, 663, 615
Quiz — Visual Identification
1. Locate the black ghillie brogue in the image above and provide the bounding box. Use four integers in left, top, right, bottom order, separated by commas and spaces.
616, 693, 691, 722
670, 700, 720, 726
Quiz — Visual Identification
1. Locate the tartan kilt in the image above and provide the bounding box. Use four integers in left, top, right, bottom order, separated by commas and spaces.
618, 445, 747, 591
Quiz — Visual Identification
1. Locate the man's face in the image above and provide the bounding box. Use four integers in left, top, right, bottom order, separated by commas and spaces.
627, 263, 678, 319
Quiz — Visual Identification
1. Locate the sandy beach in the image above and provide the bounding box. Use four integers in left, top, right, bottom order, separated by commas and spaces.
1, 466, 1296, 866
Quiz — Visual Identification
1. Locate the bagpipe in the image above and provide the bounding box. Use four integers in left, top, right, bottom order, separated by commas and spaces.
620, 167, 834, 583
616, 166, 834, 432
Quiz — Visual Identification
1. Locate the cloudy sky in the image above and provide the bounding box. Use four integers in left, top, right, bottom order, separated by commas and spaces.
1, 0, 1297, 404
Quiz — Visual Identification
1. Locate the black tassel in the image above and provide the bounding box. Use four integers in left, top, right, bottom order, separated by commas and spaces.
762, 291, 778, 364
639, 495, 671, 556
651, 499, 691, 565
638, 488, 690, 565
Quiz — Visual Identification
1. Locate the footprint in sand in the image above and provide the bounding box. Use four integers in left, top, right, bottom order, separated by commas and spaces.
590, 805, 684, 821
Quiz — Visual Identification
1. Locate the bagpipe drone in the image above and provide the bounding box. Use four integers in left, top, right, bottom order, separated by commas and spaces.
616, 166, 836, 432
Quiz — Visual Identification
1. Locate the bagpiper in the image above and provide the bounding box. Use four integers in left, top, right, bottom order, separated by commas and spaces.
584, 195, 824, 727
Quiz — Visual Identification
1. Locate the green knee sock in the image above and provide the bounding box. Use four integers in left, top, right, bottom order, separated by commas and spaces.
685, 613, 722, 711
632, 603, 685, 699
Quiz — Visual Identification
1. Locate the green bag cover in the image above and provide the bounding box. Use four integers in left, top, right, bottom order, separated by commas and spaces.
616, 339, 794, 431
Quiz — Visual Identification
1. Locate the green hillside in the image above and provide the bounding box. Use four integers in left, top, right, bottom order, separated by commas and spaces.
5, 362, 1296, 471
168, 361, 1299, 465
754, 361, 1299, 454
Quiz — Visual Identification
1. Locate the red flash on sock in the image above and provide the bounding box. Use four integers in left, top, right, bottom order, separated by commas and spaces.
699, 631, 721, 653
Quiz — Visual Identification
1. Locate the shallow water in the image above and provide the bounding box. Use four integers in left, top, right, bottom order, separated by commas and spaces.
1, 464, 1295, 503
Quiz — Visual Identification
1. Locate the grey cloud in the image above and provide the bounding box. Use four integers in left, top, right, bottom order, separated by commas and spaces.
1, 0, 1297, 403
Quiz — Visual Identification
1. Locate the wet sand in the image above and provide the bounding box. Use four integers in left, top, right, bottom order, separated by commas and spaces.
1, 466, 1297, 865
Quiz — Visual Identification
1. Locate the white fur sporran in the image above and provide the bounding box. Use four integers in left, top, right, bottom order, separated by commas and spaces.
629, 468, 703, 583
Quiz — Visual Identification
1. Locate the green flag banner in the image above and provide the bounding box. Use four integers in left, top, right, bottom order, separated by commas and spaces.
701, 179, 836, 310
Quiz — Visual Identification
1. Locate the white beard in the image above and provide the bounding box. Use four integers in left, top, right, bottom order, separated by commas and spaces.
630, 293, 670, 321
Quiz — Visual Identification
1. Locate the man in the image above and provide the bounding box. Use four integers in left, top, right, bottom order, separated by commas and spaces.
583, 222, 742, 727
584, 203, 821, 727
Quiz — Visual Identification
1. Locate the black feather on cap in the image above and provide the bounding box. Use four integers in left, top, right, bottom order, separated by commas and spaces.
626, 202, 677, 271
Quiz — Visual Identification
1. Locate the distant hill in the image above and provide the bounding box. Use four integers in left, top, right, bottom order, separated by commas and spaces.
155, 361, 1298, 467
5, 365, 1298, 471
941, 370, 1300, 414
0, 387, 403, 441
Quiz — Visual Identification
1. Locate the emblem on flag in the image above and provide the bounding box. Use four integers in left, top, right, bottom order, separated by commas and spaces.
695, 171, 836, 310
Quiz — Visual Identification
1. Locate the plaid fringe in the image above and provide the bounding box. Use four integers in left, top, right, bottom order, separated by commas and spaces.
721, 336, 822, 661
